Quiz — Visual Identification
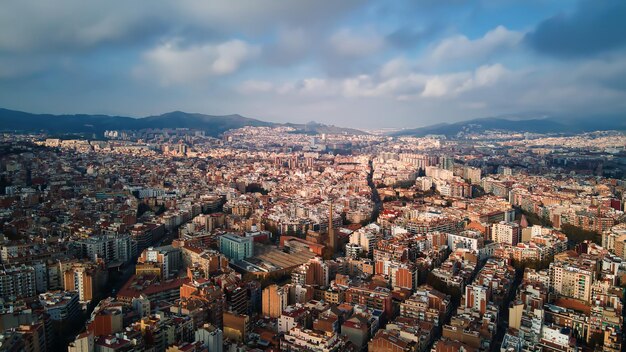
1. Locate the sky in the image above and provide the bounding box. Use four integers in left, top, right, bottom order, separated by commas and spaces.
1, 0, 625, 129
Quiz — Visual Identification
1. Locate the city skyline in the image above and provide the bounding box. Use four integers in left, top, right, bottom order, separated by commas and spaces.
1, 2, 625, 351
2, 125, 624, 351
1, 0, 625, 128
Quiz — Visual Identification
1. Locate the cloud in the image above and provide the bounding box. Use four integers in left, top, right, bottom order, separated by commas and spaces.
525, 0, 626, 58
0, 56, 51, 79
421, 74, 464, 98
0, 1, 167, 53
262, 27, 312, 66
386, 24, 443, 49
0, 0, 364, 54
329, 28, 386, 58
175, 0, 363, 34
429, 26, 523, 65
299, 78, 337, 96
238, 80, 274, 94
136, 39, 259, 85
462, 63, 509, 91
1, 0, 626, 129
239, 60, 509, 102
420, 64, 508, 98
380, 57, 411, 79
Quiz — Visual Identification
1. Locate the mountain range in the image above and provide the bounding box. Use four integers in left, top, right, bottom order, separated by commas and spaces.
0, 108, 365, 137
1, 107, 624, 138
391, 114, 626, 137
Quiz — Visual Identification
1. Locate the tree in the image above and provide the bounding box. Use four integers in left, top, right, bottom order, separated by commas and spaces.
426, 272, 462, 304
245, 183, 269, 195
137, 202, 150, 217
393, 180, 415, 189
514, 207, 552, 227
155, 204, 166, 215
510, 256, 553, 271
561, 224, 601, 245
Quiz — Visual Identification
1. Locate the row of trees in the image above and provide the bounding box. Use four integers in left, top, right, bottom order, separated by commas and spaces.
509, 256, 554, 271
560, 224, 601, 245
515, 207, 553, 227
136, 202, 166, 217
515, 208, 603, 245
425, 272, 463, 305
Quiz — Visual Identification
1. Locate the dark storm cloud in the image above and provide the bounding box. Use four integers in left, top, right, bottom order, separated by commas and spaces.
0, 0, 364, 54
525, 0, 626, 58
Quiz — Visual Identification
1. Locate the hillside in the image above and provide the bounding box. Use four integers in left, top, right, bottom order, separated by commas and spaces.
392, 114, 626, 137
0, 108, 365, 137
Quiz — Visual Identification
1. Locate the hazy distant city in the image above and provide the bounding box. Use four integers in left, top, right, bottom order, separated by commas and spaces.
1, 1, 626, 352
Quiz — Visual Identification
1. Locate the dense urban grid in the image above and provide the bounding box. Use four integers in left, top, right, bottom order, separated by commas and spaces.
1, 127, 625, 352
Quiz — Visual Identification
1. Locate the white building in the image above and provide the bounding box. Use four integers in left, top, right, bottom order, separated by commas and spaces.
74, 234, 135, 265
195, 324, 223, 352
492, 221, 521, 245
414, 177, 433, 191
282, 327, 343, 352
540, 325, 571, 348
349, 223, 380, 254
425, 166, 453, 181
549, 262, 594, 302
447, 231, 483, 251
345, 243, 363, 259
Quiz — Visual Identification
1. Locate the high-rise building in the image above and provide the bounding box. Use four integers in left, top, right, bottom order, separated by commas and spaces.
63, 263, 106, 303
425, 166, 454, 180
549, 261, 595, 302
223, 311, 250, 343
605, 231, 626, 259
440, 156, 455, 171
491, 221, 521, 245
345, 243, 363, 259
262, 284, 288, 318
180, 280, 226, 328
389, 263, 419, 291
137, 245, 182, 279
498, 166, 513, 175
345, 286, 393, 318
73, 234, 135, 266
508, 302, 524, 330
349, 223, 380, 254
178, 142, 187, 155
195, 324, 222, 352
0, 265, 36, 300
226, 285, 248, 315
39, 291, 80, 321
463, 166, 482, 185
291, 257, 330, 287
218, 234, 253, 261
464, 284, 490, 316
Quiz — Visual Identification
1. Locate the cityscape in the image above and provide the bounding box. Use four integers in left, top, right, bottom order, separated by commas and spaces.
1, 1, 626, 352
